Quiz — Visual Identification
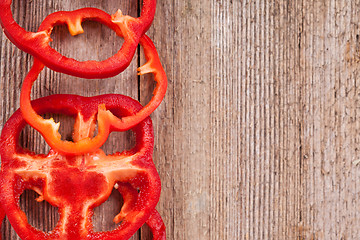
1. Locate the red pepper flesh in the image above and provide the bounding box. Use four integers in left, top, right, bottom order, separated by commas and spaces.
0, 4, 156, 79
20, 30, 167, 155
0, 94, 161, 240
147, 209, 167, 240
116, 183, 166, 240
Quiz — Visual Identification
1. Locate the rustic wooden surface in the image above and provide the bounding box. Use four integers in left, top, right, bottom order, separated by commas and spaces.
1, 0, 360, 239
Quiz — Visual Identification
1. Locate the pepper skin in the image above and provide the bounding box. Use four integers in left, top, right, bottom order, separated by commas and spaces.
0, 94, 161, 240
20, 11, 167, 155
147, 209, 166, 240
116, 183, 166, 239
0, 3, 156, 79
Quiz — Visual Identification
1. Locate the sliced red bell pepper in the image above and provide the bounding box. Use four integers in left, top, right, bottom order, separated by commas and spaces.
20, 32, 167, 155
0, 94, 161, 240
0, 4, 156, 78
116, 183, 166, 239
147, 209, 167, 240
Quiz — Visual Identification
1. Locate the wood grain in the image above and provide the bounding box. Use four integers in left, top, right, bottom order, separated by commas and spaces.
2, 0, 360, 239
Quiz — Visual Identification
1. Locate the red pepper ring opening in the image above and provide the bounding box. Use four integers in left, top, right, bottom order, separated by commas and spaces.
0, 4, 156, 79
0, 94, 161, 240
20, 34, 167, 155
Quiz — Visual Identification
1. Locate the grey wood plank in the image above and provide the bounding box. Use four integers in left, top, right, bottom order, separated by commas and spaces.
207, 0, 360, 239
140, 0, 212, 239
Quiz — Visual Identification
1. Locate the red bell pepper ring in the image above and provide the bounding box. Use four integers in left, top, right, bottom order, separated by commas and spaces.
20, 31, 167, 155
147, 209, 167, 240
0, 186, 165, 240
0, 94, 161, 239
116, 183, 166, 239
0, 3, 156, 79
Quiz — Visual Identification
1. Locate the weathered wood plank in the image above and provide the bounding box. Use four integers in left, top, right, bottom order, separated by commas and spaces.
140, 0, 212, 239
299, 1, 360, 239
207, 0, 360, 239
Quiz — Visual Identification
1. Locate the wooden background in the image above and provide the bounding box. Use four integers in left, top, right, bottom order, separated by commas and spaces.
1, 0, 360, 239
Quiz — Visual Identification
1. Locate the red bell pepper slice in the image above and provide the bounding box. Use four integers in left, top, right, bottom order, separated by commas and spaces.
147, 209, 167, 240
116, 183, 166, 239
0, 94, 161, 239
20, 32, 166, 155
0, 4, 156, 79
